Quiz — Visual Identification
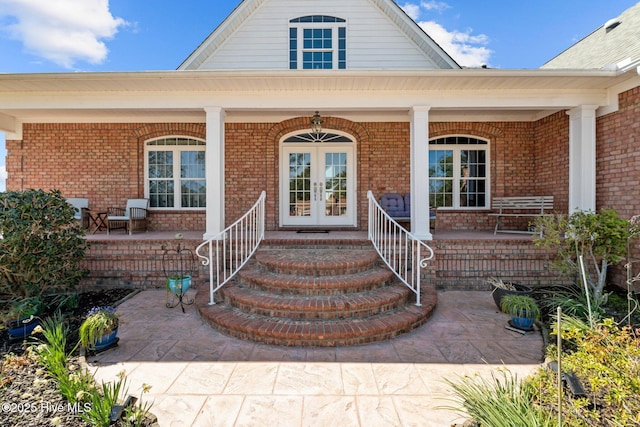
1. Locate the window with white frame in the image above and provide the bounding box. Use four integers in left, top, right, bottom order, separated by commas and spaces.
289, 15, 346, 70
145, 137, 206, 209
429, 136, 489, 209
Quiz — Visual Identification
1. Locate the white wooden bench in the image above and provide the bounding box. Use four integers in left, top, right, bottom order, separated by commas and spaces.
488, 196, 553, 235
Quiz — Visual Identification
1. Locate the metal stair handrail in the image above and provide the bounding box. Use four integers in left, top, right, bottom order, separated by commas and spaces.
196, 191, 266, 305
367, 190, 435, 306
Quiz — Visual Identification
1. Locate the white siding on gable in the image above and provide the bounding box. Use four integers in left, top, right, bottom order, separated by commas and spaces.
194, 0, 448, 70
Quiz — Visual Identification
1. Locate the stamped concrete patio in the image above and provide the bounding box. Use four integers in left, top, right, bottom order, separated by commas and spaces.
88, 288, 544, 426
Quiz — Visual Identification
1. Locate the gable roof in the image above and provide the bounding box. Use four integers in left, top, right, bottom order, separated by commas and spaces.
178, 0, 460, 71
542, 2, 640, 69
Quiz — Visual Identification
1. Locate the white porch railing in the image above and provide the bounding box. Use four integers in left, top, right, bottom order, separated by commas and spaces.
367, 190, 435, 306
196, 191, 266, 305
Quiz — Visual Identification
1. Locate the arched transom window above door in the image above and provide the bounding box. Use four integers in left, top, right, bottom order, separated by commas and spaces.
283, 131, 353, 144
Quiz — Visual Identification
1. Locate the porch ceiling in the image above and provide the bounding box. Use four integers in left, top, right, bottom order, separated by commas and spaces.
0, 68, 638, 128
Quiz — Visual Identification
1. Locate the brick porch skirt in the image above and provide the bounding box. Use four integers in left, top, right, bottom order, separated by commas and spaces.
79, 232, 569, 292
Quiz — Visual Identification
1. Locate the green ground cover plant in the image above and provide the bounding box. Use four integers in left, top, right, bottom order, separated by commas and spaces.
34, 314, 154, 426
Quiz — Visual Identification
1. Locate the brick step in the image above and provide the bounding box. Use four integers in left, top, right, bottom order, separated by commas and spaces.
196, 242, 438, 346
218, 280, 411, 319
237, 262, 395, 295
254, 249, 380, 276
197, 286, 437, 346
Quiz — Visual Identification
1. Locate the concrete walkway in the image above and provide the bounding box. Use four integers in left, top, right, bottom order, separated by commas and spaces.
88, 289, 544, 426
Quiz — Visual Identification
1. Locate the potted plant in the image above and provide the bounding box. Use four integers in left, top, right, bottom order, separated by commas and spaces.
79, 306, 119, 352
487, 277, 532, 310
166, 274, 191, 295
2, 296, 43, 339
500, 294, 540, 331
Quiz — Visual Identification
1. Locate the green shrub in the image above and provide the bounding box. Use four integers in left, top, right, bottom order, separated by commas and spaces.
0, 189, 87, 299
534, 209, 635, 302
530, 318, 640, 426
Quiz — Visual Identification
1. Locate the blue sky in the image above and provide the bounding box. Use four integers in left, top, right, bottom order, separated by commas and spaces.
0, 0, 638, 191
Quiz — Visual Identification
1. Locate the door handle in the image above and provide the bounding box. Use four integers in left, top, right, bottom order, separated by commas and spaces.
313, 182, 318, 201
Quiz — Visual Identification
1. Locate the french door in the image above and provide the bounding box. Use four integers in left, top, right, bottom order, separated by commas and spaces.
280, 145, 356, 227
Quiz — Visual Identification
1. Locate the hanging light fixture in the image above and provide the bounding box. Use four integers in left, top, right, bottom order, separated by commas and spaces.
310, 111, 323, 134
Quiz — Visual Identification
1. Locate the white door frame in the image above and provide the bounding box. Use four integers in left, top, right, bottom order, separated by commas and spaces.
279, 130, 357, 227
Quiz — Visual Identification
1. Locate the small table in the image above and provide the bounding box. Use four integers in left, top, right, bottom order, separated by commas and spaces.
88, 212, 108, 234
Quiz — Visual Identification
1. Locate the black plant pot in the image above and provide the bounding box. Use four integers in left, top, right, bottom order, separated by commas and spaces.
491, 284, 533, 310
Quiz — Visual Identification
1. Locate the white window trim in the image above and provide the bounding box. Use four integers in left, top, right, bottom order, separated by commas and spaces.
144, 136, 206, 211
289, 21, 346, 70
429, 136, 491, 210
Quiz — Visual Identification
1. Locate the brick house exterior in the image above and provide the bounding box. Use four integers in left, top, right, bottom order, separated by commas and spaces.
0, 0, 638, 243
6, 115, 576, 234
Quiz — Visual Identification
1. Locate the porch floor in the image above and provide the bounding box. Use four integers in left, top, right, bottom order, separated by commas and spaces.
84, 229, 537, 242
88, 288, 543, 427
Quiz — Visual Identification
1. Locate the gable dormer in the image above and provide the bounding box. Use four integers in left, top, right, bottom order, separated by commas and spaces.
178, 0, 459, 71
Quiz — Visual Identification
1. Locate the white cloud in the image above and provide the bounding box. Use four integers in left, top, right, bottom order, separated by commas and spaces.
0, 0, 127, 69
418, 21, 492, 67
400, 3, 421, 20
0, 166, 6, 192
420, 1, 450, 12
398, 1, 492, 68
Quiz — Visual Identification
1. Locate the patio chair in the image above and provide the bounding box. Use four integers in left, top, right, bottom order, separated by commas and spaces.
107, 199, 149, 235
66, 197, 90, 228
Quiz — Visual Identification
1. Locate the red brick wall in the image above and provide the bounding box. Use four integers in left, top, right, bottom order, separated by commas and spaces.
6, 123, 206, 231
430, 121, 552, 230
224, 123, 271, 225
428, 238, 569, 289
596, 87, 640, 216
534, 111, 570, 213
596, 87, 640, 290
80, 237, 207, 290
6, 116, 572, 233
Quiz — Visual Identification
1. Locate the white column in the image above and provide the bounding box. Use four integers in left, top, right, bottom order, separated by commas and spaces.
567, 105, 598, 213
410, 106, 432, 240
203, 106, 225, 240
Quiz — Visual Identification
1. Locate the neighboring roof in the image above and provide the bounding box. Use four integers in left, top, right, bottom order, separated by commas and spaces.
542, 2, 640, 69
178, 0, 460, 71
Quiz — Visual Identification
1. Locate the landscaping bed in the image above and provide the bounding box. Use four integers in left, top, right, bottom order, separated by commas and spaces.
1, 289, 134, 357
0, 288, 154, 427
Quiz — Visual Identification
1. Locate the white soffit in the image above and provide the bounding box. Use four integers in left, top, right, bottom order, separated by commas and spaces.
0, 68, 636, 125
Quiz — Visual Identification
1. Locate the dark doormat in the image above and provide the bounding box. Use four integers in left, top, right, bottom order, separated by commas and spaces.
296, 230, 330, 233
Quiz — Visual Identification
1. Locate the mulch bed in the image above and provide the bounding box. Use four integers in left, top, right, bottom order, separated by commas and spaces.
0, 288, 157, 427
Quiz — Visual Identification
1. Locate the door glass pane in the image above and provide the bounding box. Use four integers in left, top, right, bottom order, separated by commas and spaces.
325, 152, 347, 217
289, 152, 311, 216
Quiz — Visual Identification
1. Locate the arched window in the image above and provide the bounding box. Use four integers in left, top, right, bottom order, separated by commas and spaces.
429, 136, 489, 209
289, 15, 346, 69
145, 137, 206, 209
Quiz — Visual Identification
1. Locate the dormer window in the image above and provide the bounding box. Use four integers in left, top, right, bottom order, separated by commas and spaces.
289, 15, 346, 69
